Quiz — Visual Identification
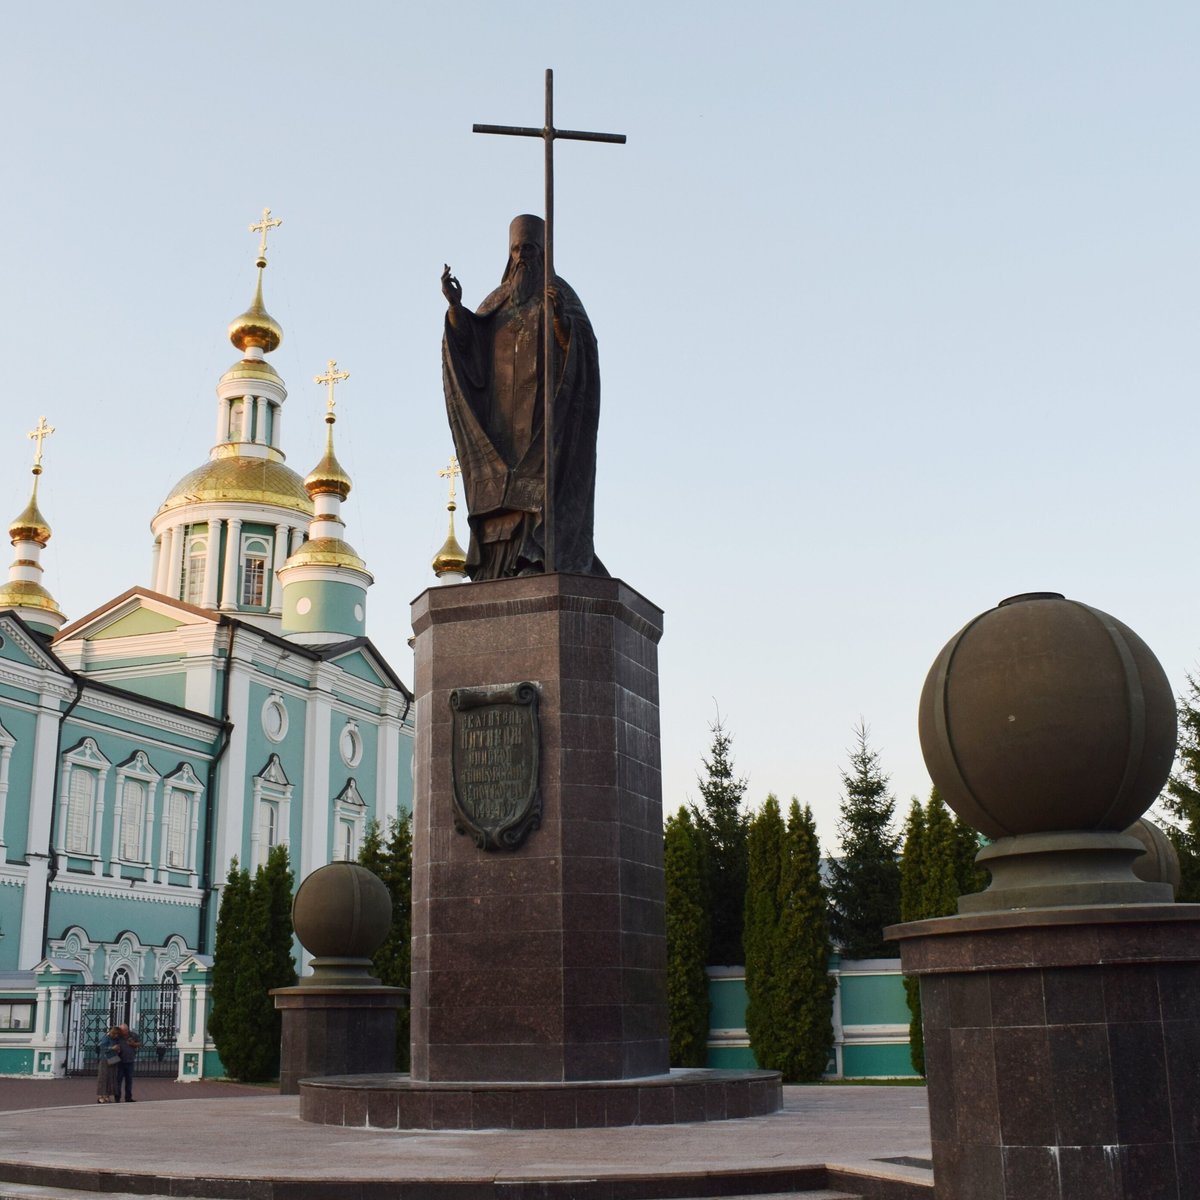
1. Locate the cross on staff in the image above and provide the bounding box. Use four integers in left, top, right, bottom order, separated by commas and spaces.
27, 416, 55, 473
250, 207, 283, 263
438, 455, 461, 506
473, 68, 625, 573
314, 360, 350, 414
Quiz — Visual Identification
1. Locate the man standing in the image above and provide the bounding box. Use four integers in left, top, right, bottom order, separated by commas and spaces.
441, 214, 606, 580
113, 1023, 141, 1102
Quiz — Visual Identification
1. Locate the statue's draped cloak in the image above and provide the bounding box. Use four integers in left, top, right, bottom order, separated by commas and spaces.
441, 275, 606, 578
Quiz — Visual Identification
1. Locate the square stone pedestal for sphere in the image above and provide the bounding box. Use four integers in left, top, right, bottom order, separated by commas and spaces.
272, 986, 409, 1094
889, 904, 1200, 1200
409, 574, 669, 1083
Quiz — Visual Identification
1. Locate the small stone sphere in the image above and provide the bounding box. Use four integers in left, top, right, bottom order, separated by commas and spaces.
291, 862, 392, 960
919, 593, 1176, 839
1127, 818, 1182, 893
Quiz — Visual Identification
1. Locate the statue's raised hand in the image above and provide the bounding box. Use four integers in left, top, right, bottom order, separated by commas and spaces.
441, 264, 462, 307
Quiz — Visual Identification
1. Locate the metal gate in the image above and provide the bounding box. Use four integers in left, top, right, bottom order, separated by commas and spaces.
65, 983, 180, 1077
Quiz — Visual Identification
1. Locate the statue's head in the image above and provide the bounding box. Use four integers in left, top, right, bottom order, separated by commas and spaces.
504, 214, 545, 302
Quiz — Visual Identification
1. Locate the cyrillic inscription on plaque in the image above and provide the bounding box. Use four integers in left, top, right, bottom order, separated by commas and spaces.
449, 682, 541, 851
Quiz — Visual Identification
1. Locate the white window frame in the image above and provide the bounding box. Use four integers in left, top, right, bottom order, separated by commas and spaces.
158, 763, 203, 885
332, 778, 367, 862
240, 535, 271, 608
57, 738, 111, 875
111, 751, 160, 872
261, 692, 289, 743
183, 534, 207, 607
250, 754, 292, 869
339, 720, 363, 768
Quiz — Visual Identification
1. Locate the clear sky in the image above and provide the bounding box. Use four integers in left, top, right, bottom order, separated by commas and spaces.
2, 3, 1198, 852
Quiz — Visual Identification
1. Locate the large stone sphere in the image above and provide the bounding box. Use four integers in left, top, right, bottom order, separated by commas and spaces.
919, 593, 1176, 839
291, 862, 392, 960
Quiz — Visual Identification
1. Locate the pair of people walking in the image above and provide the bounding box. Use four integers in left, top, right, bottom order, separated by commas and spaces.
96, 1024, 140, 1103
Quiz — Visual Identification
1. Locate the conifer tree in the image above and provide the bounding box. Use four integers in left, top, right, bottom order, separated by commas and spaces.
953, 812, 988, 898
743, 795, 785, 1068
1164, 675, 1200, 902
359, 814, 413, 1069
664, 806, 710, 1067
774, 800, 835, 1080
208, 857, 251, 1075
208, 845, 296, 1081
827, 722, 900, 959
898, 799, 927, 1073
693, 718, 749, 965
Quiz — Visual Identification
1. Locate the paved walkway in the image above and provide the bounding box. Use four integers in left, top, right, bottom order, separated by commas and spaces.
0, 1083, 933, 1198
0, 1074, 268, 1111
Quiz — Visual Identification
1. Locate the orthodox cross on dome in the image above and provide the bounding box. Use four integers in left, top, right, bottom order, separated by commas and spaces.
438, 455, 461, 506
27, 415, 55, 475
472, 68, 625, 572
249, 207, 283, 263
314, 360, 350, 416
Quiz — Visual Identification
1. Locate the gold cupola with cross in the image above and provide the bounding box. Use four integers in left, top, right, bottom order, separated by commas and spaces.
0, 417, 67, 635
431, 456, 467, 583
278, 361, 373, 645
150, 211, 313, 628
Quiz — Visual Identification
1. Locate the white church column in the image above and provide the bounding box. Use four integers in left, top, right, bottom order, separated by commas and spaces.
202, 518, 223, 608
150, 537, 162, 592
255, 397, 268, 445
165, 525, 184, 600
155, 527, 174, 595
220, 518, 242, 610
270, 402, 281, 449
270, 524, 288, 614
215, 398, 229, 445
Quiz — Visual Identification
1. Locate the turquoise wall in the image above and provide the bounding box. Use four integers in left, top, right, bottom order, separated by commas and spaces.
0, 884, 24, 970
281, 579, 366, 639
47, 890, 200, 953
0, 700, 38, 858
840, 972, 912, 1026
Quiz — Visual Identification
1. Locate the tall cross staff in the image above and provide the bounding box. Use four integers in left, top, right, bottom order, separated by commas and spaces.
250, 207, 283, 265
438, 455, 461, 507
474, 68, 625, 572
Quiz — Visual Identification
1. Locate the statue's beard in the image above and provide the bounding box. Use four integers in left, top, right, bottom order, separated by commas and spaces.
509, 258, 541, 306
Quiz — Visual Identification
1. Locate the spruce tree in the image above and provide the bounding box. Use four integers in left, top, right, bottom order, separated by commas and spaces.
953, 811, 988, 898
208, 857, 251, 1076
664, 806, 710, 1067
359, 814, 413, 1069
827, 722, 900, 959
693, 718, 749, 965
774, 800, 835, 1080
743, 795, 785, 1069
898, 799, 927, 1073
1164, 675, 1200, 902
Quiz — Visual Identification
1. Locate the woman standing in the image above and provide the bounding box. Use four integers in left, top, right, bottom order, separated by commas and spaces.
96, 1026, 120, 1103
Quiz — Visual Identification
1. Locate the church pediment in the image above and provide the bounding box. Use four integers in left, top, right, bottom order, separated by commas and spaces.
333, 778, 366, 807
0, 613, 65, 672
55, 588, 216, 645
255, 753, 290, 787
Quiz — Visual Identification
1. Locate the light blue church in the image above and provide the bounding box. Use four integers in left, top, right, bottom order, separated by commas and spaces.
0, 220, 414, 1078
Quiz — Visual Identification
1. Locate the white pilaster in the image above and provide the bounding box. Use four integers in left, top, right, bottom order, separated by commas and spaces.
215, 655, 251, 876
270, 524, 288, 615
376, 709, 402, 829
301, 680, 333, 880
202, 517, 223, 608
220, 518, 242, 610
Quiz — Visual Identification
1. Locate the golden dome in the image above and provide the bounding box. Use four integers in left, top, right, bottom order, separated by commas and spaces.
9, 484, 51, 546
157, 456, 312, 518
432, 505, 467, 577
0, 578, 62, 615
219, 357, 282, 387
228, 268, 282, 354
284, 536, 369, 573
305, 417, 352, 499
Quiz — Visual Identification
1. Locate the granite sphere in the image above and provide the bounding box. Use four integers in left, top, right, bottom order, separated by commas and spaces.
919, 593, 1176, 839
291, 862, 392, 960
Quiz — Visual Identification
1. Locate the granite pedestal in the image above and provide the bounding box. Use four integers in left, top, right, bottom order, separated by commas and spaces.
889, 904, 1200, 1199
298, 574, 779, 1128
273, 986, 408, 1095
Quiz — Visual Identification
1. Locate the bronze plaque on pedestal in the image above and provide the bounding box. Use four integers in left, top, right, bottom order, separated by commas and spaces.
449, 682, 541, 851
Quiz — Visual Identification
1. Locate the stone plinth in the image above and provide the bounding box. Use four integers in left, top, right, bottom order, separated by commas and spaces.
409, 574, 668, 1083
273, 986, 408, 1095
889, 904, 1200, 1199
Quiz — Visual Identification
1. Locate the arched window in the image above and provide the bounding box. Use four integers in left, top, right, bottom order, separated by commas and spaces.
109, 966, 132, 1027
184, 536, 207, 606
241, 536, 270, 607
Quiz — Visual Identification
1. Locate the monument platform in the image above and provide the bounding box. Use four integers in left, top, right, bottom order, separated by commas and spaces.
298, 1066, 779, 1129
0, 1084, 933, 1199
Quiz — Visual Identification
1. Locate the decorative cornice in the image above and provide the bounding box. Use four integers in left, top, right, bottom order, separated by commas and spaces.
50, 876, 202, 908
72, 689, 218, 744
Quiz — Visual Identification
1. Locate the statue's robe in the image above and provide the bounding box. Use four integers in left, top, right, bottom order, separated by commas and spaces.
441, 274, 606, 579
